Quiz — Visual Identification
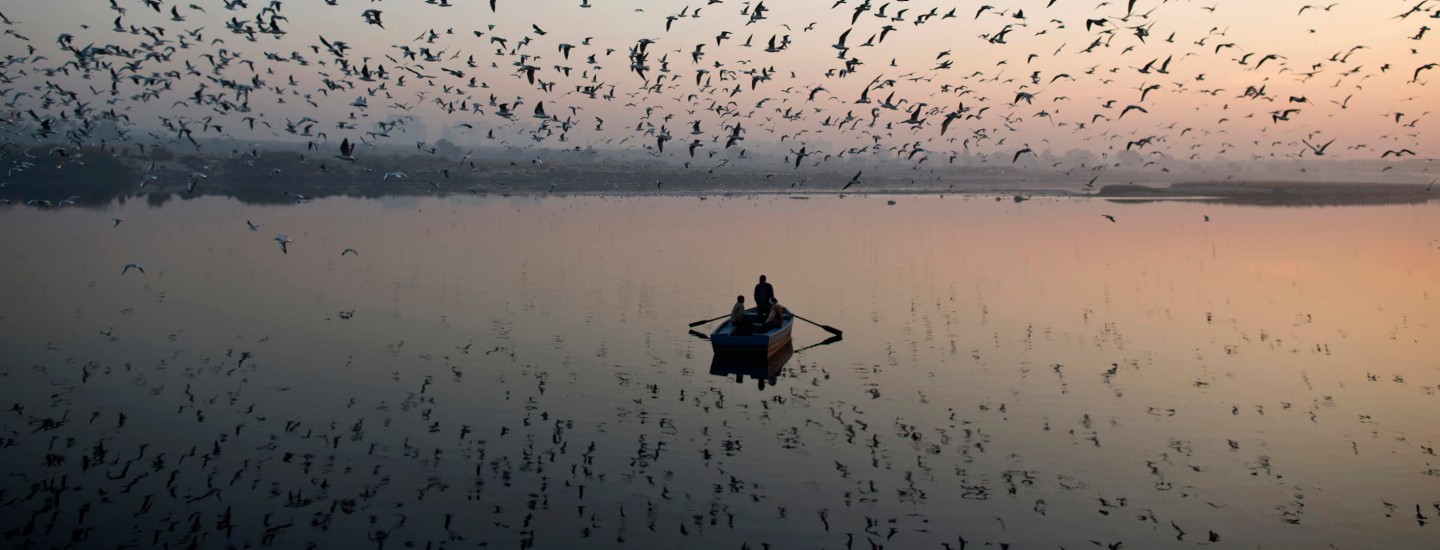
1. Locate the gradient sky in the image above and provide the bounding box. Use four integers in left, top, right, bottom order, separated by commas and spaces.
1, 0, 1435, 167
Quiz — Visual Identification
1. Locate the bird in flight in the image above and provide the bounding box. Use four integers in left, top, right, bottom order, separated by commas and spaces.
137, 161, 157, 189
1413, 63, 1437, 83
1013, 147, 1035, 163
361, 9, 384, 29
1302, 138, 1335, 156
336, 138, 357, 162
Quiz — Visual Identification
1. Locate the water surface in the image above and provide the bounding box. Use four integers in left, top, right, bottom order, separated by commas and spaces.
1, 195, 1437, 548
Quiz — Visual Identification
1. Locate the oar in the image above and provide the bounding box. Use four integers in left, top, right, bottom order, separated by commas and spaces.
791, 312, 843, 337
688, 313, 729, 328
689, 307, 757, 328
794, 334, 843, 353
688, 329, 711, 340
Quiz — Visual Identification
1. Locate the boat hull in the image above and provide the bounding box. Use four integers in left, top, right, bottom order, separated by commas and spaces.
710, 313, 793, 356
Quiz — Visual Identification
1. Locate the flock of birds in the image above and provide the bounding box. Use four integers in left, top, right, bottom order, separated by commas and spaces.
0, 0, 1434, 203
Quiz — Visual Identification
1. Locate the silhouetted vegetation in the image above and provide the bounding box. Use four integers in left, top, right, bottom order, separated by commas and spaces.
0, 145, 136, 206
1098, 181, 1433, 205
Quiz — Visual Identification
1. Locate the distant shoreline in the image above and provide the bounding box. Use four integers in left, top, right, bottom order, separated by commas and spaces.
1, 148, 1433, 208
1091, 181, 1434, 206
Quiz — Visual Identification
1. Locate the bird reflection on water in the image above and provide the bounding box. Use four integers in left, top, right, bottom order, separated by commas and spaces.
1, 195, 1437, 549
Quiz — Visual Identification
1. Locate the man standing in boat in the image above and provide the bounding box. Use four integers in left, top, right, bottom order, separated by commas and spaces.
754, 275, 775, 317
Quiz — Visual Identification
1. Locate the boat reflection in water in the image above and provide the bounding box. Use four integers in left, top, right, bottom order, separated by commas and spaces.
709, 343, 794, 389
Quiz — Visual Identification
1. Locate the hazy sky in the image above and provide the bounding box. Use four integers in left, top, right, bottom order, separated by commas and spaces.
1, 0, 1435, 166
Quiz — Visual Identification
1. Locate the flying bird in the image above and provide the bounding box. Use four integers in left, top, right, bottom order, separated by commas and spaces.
361, 9, 383, 28
1415, 63, 1438, 83
1303, 138, 1336, 156
336, 138, 357, 162
1120, 105, 1148, 119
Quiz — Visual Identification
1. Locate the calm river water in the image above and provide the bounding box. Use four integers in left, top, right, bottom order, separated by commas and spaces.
1, 194, 1437, 548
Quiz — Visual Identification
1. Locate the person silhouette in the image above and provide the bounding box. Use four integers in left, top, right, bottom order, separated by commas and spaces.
754, 275, 774, 317
729, 295, 752, 336
762, 297, 787, 330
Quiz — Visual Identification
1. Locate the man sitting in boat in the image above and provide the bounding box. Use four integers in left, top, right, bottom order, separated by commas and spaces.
730, 295, 754, 335
761, 297, 787, 330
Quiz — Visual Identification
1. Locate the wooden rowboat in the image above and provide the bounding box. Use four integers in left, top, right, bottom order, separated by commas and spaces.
710, 311, 794, 356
